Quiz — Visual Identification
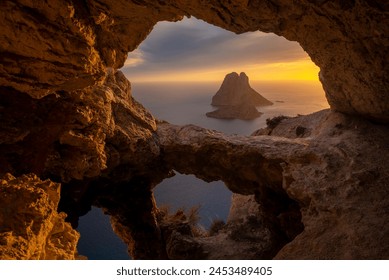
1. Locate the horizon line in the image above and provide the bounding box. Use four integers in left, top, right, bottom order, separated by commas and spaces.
128, 79, 322, 83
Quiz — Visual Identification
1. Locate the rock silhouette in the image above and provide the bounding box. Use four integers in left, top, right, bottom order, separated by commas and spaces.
206, 72, 273, 120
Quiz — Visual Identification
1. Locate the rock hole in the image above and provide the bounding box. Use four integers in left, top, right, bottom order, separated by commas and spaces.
76, 207, 130, 260
121, 16, 322, 259
59, 176, 168, 260
154, 172, 232, 230
61, 16, 322, 260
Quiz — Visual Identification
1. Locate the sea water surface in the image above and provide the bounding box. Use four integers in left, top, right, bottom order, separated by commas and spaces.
76, 80, 329, 259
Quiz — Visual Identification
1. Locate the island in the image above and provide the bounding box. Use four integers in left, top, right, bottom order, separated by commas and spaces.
206, 72, 273, 120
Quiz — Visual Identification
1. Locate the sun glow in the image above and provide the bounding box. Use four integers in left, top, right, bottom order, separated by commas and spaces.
126, 58, 320, 83
123, 17, 321, 84
247, 59, 320, 81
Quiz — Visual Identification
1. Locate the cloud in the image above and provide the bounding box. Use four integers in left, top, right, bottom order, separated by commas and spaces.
124, 49, 145, 67
122, 17, 312, 81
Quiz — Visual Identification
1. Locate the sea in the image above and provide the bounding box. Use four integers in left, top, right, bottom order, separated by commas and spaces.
76, 80, 329, 259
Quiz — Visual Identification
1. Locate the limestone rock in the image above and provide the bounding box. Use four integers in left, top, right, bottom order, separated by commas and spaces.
0, 70, 160, 182
255, 111, 389, 259
206, 72, 272, 120
197, 194, 278, 259
0, 174, 80, 260
157, 122, 306, 195
0, 0, 180, 99
157, 110, 389, 259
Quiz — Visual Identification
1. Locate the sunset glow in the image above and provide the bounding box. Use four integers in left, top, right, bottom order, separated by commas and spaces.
123, 17, 320, 83
127, 59, 320, 82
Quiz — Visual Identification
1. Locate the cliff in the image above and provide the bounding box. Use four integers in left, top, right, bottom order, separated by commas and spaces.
206, 72, 272, 120
0, 174, 80, 260
0, 0, 388, 260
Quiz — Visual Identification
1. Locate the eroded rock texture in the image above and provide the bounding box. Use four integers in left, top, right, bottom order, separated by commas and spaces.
0, 66, 163, 259
0, 174, 80, 260
157, 110, 389, 259
1, 1, 388, 121
0, 69, 160, 182
0, 0, 388, 260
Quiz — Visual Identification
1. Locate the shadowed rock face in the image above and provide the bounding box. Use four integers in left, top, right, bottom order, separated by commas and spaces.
0, 0, 388, 260
0, 70, 160, 183
1, 1, 388, 121
206, 72, 273, 120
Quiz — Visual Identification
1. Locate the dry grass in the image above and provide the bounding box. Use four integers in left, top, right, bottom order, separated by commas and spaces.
157, 204, 207, 237
208, 219, 226, 236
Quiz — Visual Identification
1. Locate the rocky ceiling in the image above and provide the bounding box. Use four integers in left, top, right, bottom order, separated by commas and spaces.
1, 0, 388, 122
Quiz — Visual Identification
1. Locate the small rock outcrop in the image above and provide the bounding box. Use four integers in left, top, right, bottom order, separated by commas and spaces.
206, 72, 273, 120
0, 174, 80, 260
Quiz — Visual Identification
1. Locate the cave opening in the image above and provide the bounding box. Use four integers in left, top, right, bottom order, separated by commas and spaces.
77, 206, 130, 260
154, 172, 232, 230
123, 16, 320, 256
125, 16, 329, 134
67, 16, 324, 259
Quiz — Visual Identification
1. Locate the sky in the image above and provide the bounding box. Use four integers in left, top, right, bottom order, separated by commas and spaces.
122, 17, 320, 82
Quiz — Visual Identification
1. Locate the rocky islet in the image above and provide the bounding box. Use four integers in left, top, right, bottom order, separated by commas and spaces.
206, 72, 273, 120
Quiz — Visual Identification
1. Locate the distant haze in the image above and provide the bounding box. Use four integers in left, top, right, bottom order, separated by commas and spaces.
122, 17, 320, 82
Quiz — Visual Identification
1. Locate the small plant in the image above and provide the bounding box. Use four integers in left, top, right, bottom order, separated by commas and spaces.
157, 204, 206, 237
186, 206, 201, 226
156, 204, 170, 221
266, 115, 290, 129
208, 219, 226, 236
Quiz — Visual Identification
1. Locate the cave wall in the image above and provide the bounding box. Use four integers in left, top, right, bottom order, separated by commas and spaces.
1, 0, 388, 122
0, 69, 161, 183
0, 174, 80, 259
